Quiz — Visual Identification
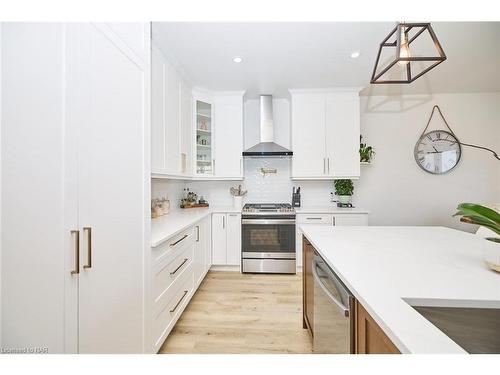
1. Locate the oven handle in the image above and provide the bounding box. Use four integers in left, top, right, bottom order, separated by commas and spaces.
241, 219, 296, 225
312, 259, 350, 317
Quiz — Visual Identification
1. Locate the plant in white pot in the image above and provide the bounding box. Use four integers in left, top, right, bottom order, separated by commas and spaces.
454, 203, 500, 272
230, 185, 247, 209
334, 179, 354, 205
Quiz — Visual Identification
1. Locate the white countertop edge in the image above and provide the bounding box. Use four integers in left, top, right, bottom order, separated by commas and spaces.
151, 206, 241, 247
300, 226, 474, 354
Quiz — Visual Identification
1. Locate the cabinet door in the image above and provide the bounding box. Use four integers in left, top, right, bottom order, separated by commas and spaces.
334, 214, 368, 226
211, 213, 227, 265
214, 96, 243, 178
325, 93, 360, 178
1, 23, 74, 354
303, 239, 314, 334
164, 60, 181, 174
180, 81, 192, 175
203, 216, 212, 272
77, 23, 149, 353
193, 223, 205, 286
291, 95, 326, 178
226, 213, 242, 266
355, 301, 400, 354
151, 44, 165, 171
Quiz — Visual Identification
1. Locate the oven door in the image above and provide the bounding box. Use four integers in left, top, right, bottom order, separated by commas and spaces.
241, 216, 296, 259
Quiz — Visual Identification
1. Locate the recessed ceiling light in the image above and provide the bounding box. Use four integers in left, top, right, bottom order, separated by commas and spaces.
232, 56, 243, 63
350, 51, 361, 59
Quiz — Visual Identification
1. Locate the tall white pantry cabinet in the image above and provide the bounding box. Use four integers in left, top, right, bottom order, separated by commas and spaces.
1, 23, 152, 353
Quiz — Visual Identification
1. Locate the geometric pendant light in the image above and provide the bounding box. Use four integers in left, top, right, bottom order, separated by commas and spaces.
370, 22, 446, 84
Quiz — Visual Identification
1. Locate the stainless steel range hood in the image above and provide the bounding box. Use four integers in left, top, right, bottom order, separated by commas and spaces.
242, 95, 293, 157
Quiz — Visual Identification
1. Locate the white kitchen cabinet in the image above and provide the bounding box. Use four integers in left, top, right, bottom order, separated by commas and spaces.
325, 93, 360, 178
211, 213, 228, 264
211, 213, 241, 266
296, 212, 368, 268
291, 94, 326, 178
193, 91, 215, 176
194, 215, 212, 286
333, 214, 369, 226
202, 216, 213, 273
151, 43, 192, 178
193, 90, 244, 179
1, 23, 151, 354
151, 217, 211, 352
213, 94, 244, 178
290, 89, 360, 179
226, 213, 242, 265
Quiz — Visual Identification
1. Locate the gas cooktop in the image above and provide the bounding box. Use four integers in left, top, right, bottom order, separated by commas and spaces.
242, 203, 295, 214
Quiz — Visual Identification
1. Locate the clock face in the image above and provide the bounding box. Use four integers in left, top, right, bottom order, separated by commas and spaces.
414, 130, 461, 174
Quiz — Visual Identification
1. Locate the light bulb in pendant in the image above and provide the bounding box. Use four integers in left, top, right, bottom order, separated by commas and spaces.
398, 27, 411, 65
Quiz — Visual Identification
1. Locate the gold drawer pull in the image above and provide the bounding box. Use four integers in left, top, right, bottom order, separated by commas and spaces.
170, 290, 188, 313
83, 227, 92, 269
170, 258, 188, 275
70, 230, 80, 275
170, 234, 188, 247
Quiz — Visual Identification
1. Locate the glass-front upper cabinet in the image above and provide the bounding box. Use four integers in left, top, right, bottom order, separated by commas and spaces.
195, 99, 214, 175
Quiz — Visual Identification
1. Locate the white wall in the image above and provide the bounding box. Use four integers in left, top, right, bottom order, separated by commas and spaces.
356, 92, 500, 231
152, 91, 500, 232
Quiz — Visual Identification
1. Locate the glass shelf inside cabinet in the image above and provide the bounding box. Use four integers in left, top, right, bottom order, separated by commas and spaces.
196, 100, 213, 175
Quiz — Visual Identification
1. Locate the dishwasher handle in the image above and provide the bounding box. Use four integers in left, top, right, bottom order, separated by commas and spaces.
312, 259, 350, 317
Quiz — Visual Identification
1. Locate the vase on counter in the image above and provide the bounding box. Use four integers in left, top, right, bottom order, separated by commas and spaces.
476, 226, 500, 272
483, 238, 500, 272
233, 196, 243, 209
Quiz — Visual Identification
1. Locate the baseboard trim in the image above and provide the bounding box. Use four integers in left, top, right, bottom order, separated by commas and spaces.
210, 265, 240, 272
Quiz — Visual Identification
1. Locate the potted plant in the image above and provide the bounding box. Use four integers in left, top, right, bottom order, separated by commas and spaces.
454, 203, 500, 272
334, 179, 354, 205
359, 135, 375, 164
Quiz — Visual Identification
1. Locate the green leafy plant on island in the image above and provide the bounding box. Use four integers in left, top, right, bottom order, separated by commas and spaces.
359, 135, 375, 163
453, 203, 500, 243
334, 179, 354, 196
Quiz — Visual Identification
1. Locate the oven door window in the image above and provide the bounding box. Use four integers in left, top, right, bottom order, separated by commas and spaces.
242, 224, 295, 253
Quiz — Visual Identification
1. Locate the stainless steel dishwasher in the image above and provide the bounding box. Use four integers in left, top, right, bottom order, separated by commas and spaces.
312, 252, 355, 353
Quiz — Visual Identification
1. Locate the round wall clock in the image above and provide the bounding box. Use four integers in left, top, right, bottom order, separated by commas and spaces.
414, 130, 462, 174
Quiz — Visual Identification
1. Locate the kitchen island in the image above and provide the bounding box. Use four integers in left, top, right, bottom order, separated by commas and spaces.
300, 225, 500, 354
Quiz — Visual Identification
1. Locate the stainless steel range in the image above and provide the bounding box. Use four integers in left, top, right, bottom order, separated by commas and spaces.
241, 203, 296, 274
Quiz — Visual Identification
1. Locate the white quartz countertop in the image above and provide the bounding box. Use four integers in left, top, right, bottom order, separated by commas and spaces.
300, 225, 500, 354
295, 206, 370, 214
151, 206, 241, 247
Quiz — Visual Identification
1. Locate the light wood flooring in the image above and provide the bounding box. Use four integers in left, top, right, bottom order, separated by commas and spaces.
159, 271, 313, 354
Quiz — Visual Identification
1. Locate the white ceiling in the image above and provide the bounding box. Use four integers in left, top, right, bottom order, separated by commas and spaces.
152, 22, 500, 98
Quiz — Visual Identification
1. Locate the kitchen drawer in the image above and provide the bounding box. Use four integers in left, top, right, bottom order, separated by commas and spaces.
152, 226, 195, 264
153, 268, 194, 350
153, 242, 194, 302
334, 214, 368, 226
297, 213, 333, 225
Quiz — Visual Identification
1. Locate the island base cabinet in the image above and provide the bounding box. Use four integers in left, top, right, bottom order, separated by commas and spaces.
355, 301, 400, 354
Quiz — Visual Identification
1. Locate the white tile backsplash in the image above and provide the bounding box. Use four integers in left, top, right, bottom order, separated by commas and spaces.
183, 158, 336, 207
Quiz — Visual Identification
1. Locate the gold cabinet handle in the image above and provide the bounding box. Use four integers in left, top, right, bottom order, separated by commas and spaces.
170, 234, 188, 247
70, 230, 80, 275
83, 227, 92, 269
170, 290, 189, 313
170, 258, 189, 275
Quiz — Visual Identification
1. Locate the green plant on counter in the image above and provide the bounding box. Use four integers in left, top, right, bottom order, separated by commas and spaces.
359, 135, 375, 163
334, 179, 354, 196
453, 203, 500, 243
